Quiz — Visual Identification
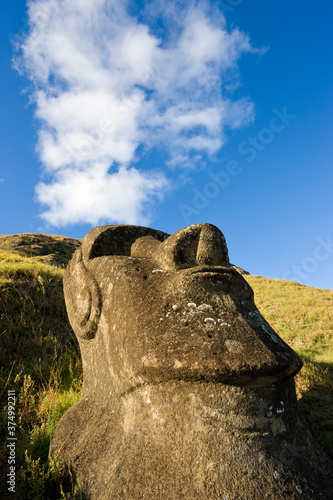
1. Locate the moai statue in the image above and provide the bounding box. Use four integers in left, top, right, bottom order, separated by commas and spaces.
51, 224, 333, 499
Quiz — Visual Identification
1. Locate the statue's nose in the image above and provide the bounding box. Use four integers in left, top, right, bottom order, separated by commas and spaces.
154, 223, 230, 271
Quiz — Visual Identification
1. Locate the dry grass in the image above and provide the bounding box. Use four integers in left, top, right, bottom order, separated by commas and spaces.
0, 250, 83, 498
0, 249, 63, 285
246, 275, 333, 457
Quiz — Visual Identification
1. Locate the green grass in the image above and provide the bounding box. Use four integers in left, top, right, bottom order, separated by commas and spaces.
0, 249, 63, 284
0, 249, 83, 498
246, 275, 333, 458
245, 276, 333, 363
0, 247, 332, 498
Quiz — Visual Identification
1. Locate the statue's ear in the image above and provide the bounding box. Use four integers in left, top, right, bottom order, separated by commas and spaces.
63, 224, 169, 339
63, 248, 102, 340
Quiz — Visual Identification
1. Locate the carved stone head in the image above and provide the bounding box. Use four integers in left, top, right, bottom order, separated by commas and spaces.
64, 223, 302, 397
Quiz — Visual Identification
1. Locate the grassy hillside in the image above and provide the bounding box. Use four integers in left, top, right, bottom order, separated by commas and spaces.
0, 242, 83, 499
245, 275, 333, 458
0, 238, 332, 498
0, 233, 81, 268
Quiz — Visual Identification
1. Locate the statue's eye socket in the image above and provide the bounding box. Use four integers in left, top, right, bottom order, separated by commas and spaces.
87, 226, 169, 260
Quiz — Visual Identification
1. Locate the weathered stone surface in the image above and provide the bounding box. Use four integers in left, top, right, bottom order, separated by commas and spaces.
51, 223, 333, 499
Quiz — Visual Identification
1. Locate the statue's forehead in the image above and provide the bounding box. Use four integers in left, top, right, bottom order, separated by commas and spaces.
82, 225, 169, 261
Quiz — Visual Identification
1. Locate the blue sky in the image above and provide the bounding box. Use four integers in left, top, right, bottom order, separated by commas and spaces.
1, 0, 332, 290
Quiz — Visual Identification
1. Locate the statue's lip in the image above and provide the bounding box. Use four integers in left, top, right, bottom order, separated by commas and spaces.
186, 266, 237, 276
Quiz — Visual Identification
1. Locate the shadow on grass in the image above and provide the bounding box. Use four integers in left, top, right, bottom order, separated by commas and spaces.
295, 359, 333, 459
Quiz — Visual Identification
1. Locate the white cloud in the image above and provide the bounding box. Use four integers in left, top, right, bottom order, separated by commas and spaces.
35, 89, 145, 169
36, 165, 167, 226
15, 0, 261, 227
